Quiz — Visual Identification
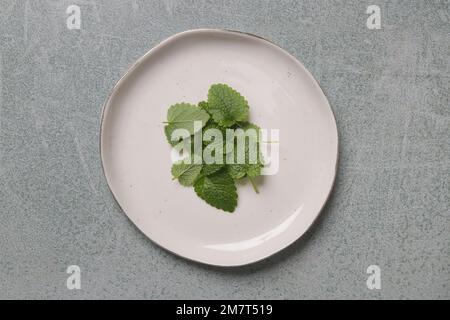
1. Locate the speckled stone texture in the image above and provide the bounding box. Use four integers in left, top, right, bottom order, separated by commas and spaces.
0, 0, 449, 300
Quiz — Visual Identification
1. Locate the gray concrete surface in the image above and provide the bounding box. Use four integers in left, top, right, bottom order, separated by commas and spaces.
0, 0, 449, 299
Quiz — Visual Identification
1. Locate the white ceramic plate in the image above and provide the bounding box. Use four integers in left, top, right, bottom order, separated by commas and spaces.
100, 29, 338, 266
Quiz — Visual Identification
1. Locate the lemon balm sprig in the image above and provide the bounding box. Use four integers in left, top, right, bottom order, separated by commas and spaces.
163, 84, 264, 213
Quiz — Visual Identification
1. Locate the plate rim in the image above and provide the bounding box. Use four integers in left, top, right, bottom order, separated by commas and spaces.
99, 28, 339, 267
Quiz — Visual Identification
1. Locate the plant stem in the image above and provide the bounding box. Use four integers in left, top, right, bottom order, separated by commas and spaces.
248, 176, 259, 194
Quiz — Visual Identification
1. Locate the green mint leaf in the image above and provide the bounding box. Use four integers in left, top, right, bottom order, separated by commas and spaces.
200, 163, 224, 177
198, 101, 209, 110
171, 160, 202, 186
165, 103, 210, 146
227, 164, 247, 180
246, 162, 263, 177
238, 122, 261, 140
227, 122, 264, 191
164, 85, 266, 212
194, 169, 238, 212
202, 122, 229, 150
206, 84, 249, 127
